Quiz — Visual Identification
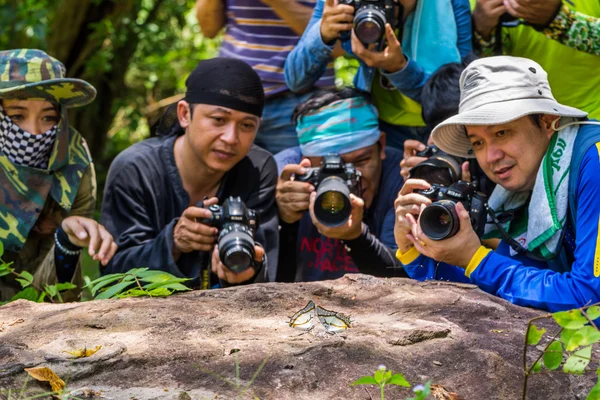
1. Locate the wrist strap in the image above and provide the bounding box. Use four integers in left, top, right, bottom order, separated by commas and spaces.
55, 224, 82, 255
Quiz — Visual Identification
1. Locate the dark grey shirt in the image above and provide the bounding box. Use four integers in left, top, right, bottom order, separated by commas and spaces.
100, 134, 279, 286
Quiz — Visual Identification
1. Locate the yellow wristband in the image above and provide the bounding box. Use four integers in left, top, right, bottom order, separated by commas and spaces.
465, 246, 492, 278
395, 246, 421, 265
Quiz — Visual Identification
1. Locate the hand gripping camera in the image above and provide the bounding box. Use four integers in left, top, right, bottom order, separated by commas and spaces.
200, 196, 258, 273
338, 0, 396, 47
295, 154, 362, 227
417, 181, 487, 241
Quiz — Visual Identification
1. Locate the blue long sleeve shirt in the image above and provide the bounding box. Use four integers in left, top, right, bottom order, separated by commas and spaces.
284, 0, 472, 101
399, 145, 600, 312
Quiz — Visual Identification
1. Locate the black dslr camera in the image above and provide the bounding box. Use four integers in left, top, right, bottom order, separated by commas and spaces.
417, 181, 487, 240
338, 0, 396, 47
295, 154, 361, 227
200, 196, 258, 273
410, 145, 465, 187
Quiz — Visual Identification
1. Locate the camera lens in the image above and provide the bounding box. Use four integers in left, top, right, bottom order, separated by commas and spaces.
218, 225, 255, 273
314, 176, 352, 226
354, 5, 387, 45
420, 200, 460, 240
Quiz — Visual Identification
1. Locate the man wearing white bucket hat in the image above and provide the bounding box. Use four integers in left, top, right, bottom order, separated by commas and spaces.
394, 55, 600, 312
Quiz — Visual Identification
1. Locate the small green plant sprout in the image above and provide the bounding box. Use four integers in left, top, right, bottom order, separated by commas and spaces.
0, 241, 76, 305
195, 349, 270, 400
351, 365, 414, 400
85, 268, 192, 299
522, 303, 600, 400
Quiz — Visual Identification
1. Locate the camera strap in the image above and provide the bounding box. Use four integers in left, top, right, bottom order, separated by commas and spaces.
485, 204, 547, 262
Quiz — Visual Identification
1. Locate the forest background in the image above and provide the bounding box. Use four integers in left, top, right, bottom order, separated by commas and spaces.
0, 0, 358, 281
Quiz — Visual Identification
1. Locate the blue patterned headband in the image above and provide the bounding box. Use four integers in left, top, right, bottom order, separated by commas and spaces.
296, 97, 380, 156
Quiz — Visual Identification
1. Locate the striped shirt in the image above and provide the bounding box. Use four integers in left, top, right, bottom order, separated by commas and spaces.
219, 0, 335, 97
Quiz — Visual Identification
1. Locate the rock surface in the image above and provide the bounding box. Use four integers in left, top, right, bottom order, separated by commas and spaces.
0, 274, 596, 399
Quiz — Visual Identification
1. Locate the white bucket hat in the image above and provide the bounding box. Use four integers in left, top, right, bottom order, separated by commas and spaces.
431, 56, 588, 158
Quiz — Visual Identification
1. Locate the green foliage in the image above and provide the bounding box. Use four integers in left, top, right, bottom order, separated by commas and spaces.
351, 365, 427, 400
0, 244, 76, 305
85, 268, 191, 299
523, 304, 600, 399
334, 55, 359, 88
527, 325, 546, 345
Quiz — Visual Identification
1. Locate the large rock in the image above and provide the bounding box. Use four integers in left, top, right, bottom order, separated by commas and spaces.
0, 275, 596, 399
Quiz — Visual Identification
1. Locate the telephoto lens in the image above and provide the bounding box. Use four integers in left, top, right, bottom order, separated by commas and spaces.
295, 154, 362, 227
199, 197, 258, 273
314, 175, 354, 226
354, 5, 388, 45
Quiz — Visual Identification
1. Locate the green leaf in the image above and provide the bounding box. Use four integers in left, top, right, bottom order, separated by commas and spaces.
587, 382, 600, 400
15, 278, 32, 288
54, 282, 76, 292
116, 289, 148, 298
44, 284, 57, 298
374, 369, 384, 384
561, 329, 578, 346
586, 306, 600, 321
158, 283, 191, 292
387, 373, 410, 387
37, 292, 46, 303
0, 270, 11, 277
18, 271, 33, 283
125, 267, 149, 276
527, 324, 546, 345
0, 240, 3, 257
543, 340, 563, 370
382, 370, 392, 383
11, 287, 39, 302
147, 287, 172, 297
564, 345, 593, 375
350, 376, 379, 386
566, 326, 600, 351
84, 273, 125, 287
95, 280, 136, 300
0, 262, 10, 271
553, 309, 588, 329
90, 275, 126, 296
143, 278, 190, 291
136, 270, 178, 283
531, 361, 542, 373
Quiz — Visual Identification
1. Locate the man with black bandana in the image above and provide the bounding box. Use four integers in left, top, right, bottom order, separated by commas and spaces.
100, 58, 279, 287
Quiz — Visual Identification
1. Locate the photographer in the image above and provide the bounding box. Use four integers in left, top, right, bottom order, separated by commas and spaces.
284, 0, 472, 149
472, 0, 600, 119
100, 58, 279, 288
275, 88, 405, 282
395, 56, 600, 312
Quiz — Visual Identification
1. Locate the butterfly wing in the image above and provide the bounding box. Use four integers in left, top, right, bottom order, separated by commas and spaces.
316, 305, 352, 333
288, 300, 316, 331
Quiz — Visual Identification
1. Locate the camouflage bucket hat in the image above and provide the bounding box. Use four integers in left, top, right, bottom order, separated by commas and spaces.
0, 49, 96, 108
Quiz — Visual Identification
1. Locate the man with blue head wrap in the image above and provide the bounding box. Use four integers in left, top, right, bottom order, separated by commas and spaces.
274, 88, 406, 282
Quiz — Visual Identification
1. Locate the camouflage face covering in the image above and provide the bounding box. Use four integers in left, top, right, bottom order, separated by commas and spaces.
0, 49, 95, 252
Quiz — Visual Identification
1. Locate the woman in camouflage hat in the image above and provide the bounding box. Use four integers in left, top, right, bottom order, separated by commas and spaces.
0, 49, 117, 301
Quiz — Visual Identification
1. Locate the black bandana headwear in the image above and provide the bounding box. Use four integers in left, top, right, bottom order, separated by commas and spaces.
155, 58, 264, 136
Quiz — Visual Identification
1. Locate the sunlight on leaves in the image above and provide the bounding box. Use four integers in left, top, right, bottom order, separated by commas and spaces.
563, 345, 593, 375
565, 326, 600, 352
527, 324, 546, 345
553, 309, 588, 329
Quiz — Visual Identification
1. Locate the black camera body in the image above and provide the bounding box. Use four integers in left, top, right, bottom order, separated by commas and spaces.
417, 181, 487, 240
338, 0, 396, 46
200, 196, 258, 273
296, 154, 361, 227
410, 145, 465, 187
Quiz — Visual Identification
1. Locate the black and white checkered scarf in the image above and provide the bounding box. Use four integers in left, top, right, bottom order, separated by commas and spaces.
0, 106, 57, 169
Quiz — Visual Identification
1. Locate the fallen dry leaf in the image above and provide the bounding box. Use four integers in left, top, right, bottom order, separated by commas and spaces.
62, 345, 102, 358
0, 318, 24, 332
24, 367, 65, 394
431, 383, 463, 400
